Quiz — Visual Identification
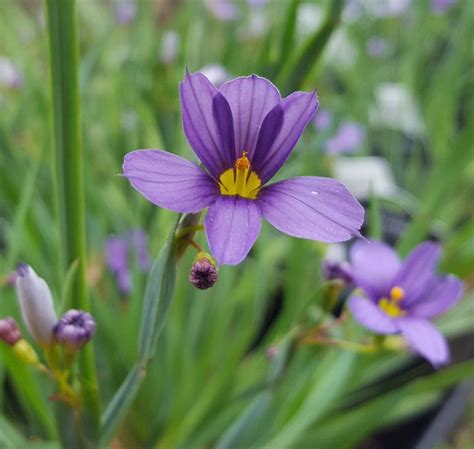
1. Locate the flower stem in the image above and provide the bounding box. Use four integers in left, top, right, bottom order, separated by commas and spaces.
45, 0, 100, 444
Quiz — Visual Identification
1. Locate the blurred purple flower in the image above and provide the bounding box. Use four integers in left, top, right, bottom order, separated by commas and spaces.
205, 0, 239, 21
366, 37, 389, 57
431, 0, 455, 13
325, 122, 365, 154
130, 229, 151, 271
161, 31, 180, 65
54, 309, 96, 351
115, 1, 136, 25
106, 236, 131, 294
347, 241, 463, 367
123, 71, 364, 265
106, 230, 151, 294
0, 57, 22, 89
313, 109, 333, 131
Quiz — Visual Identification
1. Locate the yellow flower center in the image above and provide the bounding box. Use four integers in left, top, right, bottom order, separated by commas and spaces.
218, 152, 261, 199
378, 286, 406, 318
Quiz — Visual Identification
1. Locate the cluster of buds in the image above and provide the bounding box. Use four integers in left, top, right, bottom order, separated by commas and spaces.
10, 264, 96, 352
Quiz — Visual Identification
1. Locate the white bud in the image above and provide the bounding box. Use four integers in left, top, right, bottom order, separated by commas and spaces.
15, 264, 57, 347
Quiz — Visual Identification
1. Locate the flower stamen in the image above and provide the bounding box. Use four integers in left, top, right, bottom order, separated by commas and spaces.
219, 152, 261, 199
379, 286, 406, 318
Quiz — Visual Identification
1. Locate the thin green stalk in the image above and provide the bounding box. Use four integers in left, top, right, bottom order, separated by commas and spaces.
45, 0, 100, 445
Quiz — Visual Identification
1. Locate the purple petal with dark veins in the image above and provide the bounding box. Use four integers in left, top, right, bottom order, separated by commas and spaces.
349, 240, 401, 301
219, 75, 281, 160
252, 91, 318, 183
396, 317, 450, 367
393, 242, 441, 306
180, 71, 233, 177
258, 176, 364, 242
205, 196, 262, 265
212, 91, 236, 165
123, 149, 219, 213
348, 296, 398, 334
410, 275, 463, 318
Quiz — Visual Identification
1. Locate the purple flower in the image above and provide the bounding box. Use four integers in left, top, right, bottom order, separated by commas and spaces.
431, 0, 455, 13
106, 236, 132, 294
115, 1, 136, 24
366, 37, 389, 58
130, 229, 152, 271
0, 57, 22, 89
0, 317, 21, 346
313, 109, 333, 131
54, 309, 96, 351
205, 0, 239, 21
325, 121, 365, 155
123, 71, 364, 265
347, 241, 463, 367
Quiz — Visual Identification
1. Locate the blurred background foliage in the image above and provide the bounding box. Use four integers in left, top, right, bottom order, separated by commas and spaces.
0, 0, 473, 448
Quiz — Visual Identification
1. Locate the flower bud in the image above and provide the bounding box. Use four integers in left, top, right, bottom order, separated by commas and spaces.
13, 339, 40, 365
0, 317, 21, 346
54, 309, 96, 351
322, 260, 353, 284
189, 252, 218, 290
15, 264, 57, 347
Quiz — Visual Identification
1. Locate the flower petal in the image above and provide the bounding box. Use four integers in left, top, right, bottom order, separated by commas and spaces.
180, 71, 234, 177
397, 317, 450, 367
252, 91, 318, 183
410, 275, 463, 318
348, 296, 398, 334
205, 196, 262, 265
393, 242, 441, 305
220, 75, 281, 160
349, 240, 401, 300
123, 150, 219, 213
258, 176, 364, 242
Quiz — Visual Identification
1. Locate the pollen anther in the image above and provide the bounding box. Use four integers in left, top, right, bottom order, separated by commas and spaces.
390, 286, 405, 302
218, 152, 261, 199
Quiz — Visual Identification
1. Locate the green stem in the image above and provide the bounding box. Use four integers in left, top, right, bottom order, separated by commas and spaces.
45, 0, 100, 445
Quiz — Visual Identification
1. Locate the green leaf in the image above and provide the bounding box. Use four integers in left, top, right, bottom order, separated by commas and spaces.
99, 216, 180, 447
99, 364, 142, 448
214, 391, 272, 449
276, 0, 344, 94
138, 216, 180, 361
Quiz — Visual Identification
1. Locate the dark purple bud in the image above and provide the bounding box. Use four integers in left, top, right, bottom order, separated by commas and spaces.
0, 317, 21, 346
322, 260, 353, 284
189, 253, 218, 290
54, 309, 96, 351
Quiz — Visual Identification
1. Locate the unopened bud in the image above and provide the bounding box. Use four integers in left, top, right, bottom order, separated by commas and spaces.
15, 264, 57, 347
54, 309, 96, 351
189, 252, 218, 290
0, 317, 21, 346
322, 260, 352, 284
13, 339, 40, 365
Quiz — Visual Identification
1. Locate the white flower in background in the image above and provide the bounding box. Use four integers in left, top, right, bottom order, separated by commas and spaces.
0, 57, 22, 89
324, 29, 358, 69
296, 3, 324, 38
243, 9, 269, 38
160, 31, 180, 65
333, 156, 397, 200
199, 64, 230, 87
370, 83, 424, 136
15, 264, 57, 347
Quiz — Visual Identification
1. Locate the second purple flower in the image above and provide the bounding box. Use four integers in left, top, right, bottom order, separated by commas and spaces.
123, 71, 364, 265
